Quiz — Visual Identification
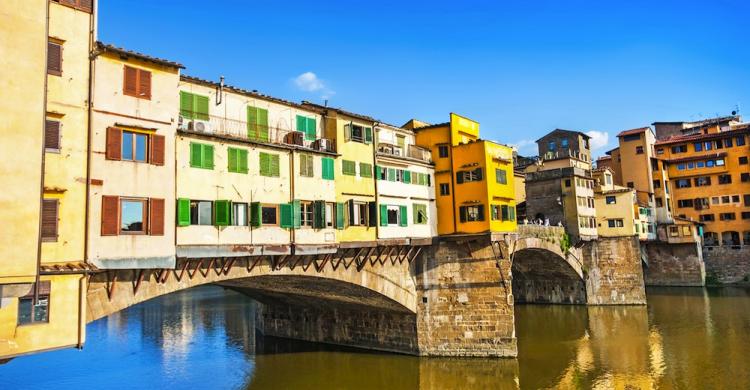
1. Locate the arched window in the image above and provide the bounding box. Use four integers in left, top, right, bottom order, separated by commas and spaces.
703, 232, 719, 246
721, 231, 740, 247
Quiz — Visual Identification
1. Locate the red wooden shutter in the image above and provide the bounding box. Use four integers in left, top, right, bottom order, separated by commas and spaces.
47, 42, 62, 75
149, 198, 165, 236
101, 195, 119, 236
138, 69, 151, 99
106, 127, 122, 160
150, 134, 165, 166
123, 66, 137, 96
41, 199, 59, 241
45, 120, 61, 150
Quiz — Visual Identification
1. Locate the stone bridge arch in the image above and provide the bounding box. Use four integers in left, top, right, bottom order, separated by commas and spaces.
509, 236, 587, 304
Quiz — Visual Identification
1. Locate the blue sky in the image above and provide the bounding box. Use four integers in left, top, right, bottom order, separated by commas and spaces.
99, 0, 749, 157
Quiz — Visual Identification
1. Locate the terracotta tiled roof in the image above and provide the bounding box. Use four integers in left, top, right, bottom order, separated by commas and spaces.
617, 127, 650, 137
95, 42, 184, 69
413, 122, 450, 131
654, 127, 750, 146
301, 101, 378, 123
651, 115, 740, 127
535, 128, 590, 142
597, 155, 612, 160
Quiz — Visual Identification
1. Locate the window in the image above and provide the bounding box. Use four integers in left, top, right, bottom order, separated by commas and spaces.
359, 162, 372, 178
698, 214, 714, 222
564, 179, 571, 187
413, 204, 428, 224
704, 141, 713, 151
694, 142, 703, 152
457, 168, 483, 183
712, 196, 720, 205
742, 212, 750, 220
495, 169, 507, 184
41, 199, 58, 242
724, 138, 733, 148
716, 159, 725, 166
439, 183, 450, 196
655, 197, 663, 207
228, 147, 249, 174
495, 204, 516, 221
732, 195, 740, 203
179, 91, 209, 120
742, 173, 750, 182
460, 205, 485, 222
671, 145, 687, 153
190, 201, 213, 225
676, 179, 691, 188
677, 199, 694, 208
627, 182, 634, 188
346, 124, 372, 144
607, 219, 624, 228
259, 152, 280, 177
342, 160, 356, 176
438, 145, 449, 158
745, 194, 750, 206
697, 161, 705, 168
123, 65, 151, 99
720, 213, 736, 221
120, 198, 147, 233
718, 174, 732, 184
322, 157, 334, 180
45, 119, 61, 151
122, 131, 149, 162
300, 202, 314, 227
653, 180, 660, 188
722, 195, 730, 204
296, 115, 317, 140
694, 176, 711, 187
737, 136, 746, 146
386, 205, 400, 225
299, 154, 314, 177
740, 156, 748, 165
656, 148, 664, 155
230, 203, 247, 226
677, 163, 686, 170
189, 142, 214, 169
349, 201, 368, 226
261, 205, 278, 225
548, 141, 556, 150
17, 282, 50, 325
636, 146, 644, 154
47, 41, 62, 76
605, 196, 616, 204
715, 140, 723, 149
246, 106, 270, 142
669, 226, 679, 237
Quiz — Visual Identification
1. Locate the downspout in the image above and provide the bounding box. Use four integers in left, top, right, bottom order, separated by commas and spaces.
34, 0, 52, 305
289, 149, 295, 247
449, 125, 458, 234
372, 123, 380, 241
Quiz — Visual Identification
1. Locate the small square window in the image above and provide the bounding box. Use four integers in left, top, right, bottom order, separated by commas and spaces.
438, 145, 449, 158
439, 183, 450, 196
262, 206, 278, 225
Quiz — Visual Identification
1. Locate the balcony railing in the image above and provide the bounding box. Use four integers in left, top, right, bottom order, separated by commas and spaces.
178, 113, 336, 153
377, 143, 433, 163
542, 149, 589, 162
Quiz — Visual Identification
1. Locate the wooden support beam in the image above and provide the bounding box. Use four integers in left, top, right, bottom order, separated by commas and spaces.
331, 248, 349, 271
132, 269, 146, 296
409, 247, 423, 263
187, 259, 203, 280
106, 270, 118, 301
175, 260, 189, 281
315, 253, 332, 272
344, 247, 365, 270
246, 256, 262, 273
222, 258, 235, 275
356, 247, 375, 272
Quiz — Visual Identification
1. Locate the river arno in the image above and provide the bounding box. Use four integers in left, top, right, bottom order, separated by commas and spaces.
1, 286, 749, 389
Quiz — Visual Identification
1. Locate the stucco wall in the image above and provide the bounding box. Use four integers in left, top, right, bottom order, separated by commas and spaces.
375, 158, 437, 239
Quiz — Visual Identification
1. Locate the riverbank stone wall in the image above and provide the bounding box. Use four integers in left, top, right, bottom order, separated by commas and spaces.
704, 246, 750, 285
643, 242, 705, 286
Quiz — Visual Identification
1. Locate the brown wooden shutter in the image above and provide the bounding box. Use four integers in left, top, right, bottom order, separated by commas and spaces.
101, 195, 119, 236
106, 127, 122, 160
47, 42, 62, 75
123, 66, 137, 96
78, 0, 93, 12
150, 134, 165, 166
138, 69, 151, 99
149, 198, 165, 236
45, 120, 61, 150
41, 199, 59, 241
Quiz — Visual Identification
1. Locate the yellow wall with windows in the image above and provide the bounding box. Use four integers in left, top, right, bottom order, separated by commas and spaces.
595, 190, 637, 237
332, 114, 377, 242
484, 141, 517, 233
0, 0, 47, 279
449, 113, 479, 146
415, 124, 455, 234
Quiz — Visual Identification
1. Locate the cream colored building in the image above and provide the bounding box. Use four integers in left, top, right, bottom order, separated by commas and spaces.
176, 76, 337, 258
87, 43, 182, 269
593, 168, 639, 238
374, 123, 437, 240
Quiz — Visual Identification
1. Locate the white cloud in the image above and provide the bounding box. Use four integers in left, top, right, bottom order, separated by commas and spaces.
509, 139, 537, 155
586, 130, 609, 151
293, 71, 335, 99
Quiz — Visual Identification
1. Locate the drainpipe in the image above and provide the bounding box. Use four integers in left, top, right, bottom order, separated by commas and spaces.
372, 123, 380, 241
289, 149, 295, 248
449, 124, 458, 234
34, 0, 52, 305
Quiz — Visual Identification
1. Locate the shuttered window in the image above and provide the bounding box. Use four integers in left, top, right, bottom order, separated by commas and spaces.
45, 120, 61, 151
259, 152, 280, 177
214, 200, 231, 226
58, 0, 93, 12
101, 195, 119, 236
106, 127, 164, 165
177, 198, 191, 226
247, 106, 269, 142
335, 202, 345, 230
413, 204, 428, 224
189, 142, 214, 169
312, 200, 326, 229
399, 205, 408, 227
403, 170, 411, 184
359, 163, 372, 178
342, 160, 356, 176
322, 157, 334, 180
228, 147, 248, 174
149, 198, 164, 235
41, 199, 59, 242
47, 41, 62, 76
299, 154, 314, 177
179, 91, 209, 120
495, 168, 507, 184
296, 115, 317, 141
123, 65, 151, 99
150, 134, 165, 166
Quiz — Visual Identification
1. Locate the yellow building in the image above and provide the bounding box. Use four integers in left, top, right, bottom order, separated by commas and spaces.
408, 113, 516, 235
304, 103, 378, 243
0, 0, 94, 359
593, 168, 639, 238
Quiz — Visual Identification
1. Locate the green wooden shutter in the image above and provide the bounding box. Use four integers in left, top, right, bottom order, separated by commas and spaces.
258, 108, 269, 142
250, 202, 261, 227
501, 205, 509, 221
364, 127, 373, 144
296, 115, 306, 133
313, 200, 325, 229
215, 200, 231, 226
459, 206, 467, 223
177, 198, 191, 226
203, 144, 214, 169
344, 124, 352, 142
195, 95, 209, 120
306, 117, 316, 140
238, 149, 248, 173
180, 92, 194, 119
413, 204, 419, 224
387, 168, 395, 181
189, 142, 202, 167
509, 206, 516, 221
228, 148, 238, 172
247, 106, 258, 140
270, 154, 280, 177
322, 158, 334, 180
375, 165, 382, 180
291, 200, 301, 229
399, 205, 408, 227
259, 153, 269, 176
403, 170, 411, 184
280, 203, 292, 228
359, 163, 371, 178
380, 204, 388, 226
336, 202, 345, 230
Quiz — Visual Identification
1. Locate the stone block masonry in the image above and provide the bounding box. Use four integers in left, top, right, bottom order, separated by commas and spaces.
415, 235, 517, 357
704, 246, 750, 285
580, 236, 647, 305
643, 242, 705, 286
